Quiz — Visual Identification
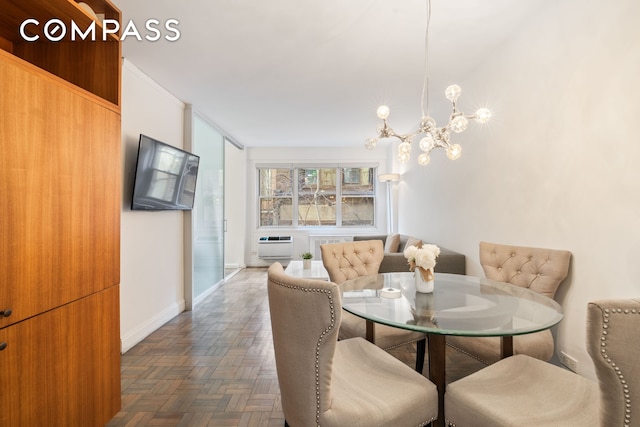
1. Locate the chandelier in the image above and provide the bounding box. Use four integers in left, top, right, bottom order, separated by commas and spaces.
364, 0, 491, 166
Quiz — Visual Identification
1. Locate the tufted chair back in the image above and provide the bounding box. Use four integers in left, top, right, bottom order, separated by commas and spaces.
479, 241, 571, 299
267, 262, 341, 426
587, 298, 640, 427
321, 240, 384, 284
447, 242, 572, 364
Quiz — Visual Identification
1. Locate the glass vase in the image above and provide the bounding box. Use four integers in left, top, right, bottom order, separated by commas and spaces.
415, 267, 435, 293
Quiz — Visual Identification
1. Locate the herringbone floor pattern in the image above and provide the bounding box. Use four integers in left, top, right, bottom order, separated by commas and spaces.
107, 267, 485, 426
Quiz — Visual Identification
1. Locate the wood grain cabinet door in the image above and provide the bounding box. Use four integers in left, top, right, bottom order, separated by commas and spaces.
0, 286, 121, 426
0, 53, 121, 328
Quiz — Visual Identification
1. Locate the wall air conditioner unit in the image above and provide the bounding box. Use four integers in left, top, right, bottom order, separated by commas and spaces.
258, 236, 293, 260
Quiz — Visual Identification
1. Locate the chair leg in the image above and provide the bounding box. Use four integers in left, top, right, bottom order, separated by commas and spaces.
415, 338, 426, 373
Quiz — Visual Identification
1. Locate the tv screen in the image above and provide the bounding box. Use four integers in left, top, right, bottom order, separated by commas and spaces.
131, 134, 200, 210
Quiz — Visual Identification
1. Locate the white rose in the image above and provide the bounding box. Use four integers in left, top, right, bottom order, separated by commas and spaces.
423, 244, 441, 258
415, 249, 436, 269
404, 245, 419, 260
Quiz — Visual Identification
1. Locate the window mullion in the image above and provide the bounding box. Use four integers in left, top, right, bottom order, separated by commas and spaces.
292, 167, 298, 227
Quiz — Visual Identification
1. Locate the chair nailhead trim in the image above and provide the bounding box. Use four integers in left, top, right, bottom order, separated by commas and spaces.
273, 279, 336, 427
601, 306, 637, 426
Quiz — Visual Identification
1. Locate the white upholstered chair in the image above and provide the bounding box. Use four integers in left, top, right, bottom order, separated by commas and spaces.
267, 262, 438, 427
445, 298, 640, 426
447, 241, 571, 364
320, 240, 428, 371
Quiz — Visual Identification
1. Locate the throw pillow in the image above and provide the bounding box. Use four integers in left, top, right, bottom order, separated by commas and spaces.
384, 233, 401, 253
404, 236, 423, 252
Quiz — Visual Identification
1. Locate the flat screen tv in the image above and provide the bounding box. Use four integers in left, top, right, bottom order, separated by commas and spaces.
131, 134, 200, 210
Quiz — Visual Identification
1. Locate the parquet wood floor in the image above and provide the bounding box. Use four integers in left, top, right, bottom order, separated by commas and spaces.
107, 267, 484, 426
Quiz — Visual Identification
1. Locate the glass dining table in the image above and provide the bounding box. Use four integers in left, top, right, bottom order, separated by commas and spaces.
340, 272, 564, 427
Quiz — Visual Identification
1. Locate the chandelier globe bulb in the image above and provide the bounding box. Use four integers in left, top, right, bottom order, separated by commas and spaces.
446, 144, 462, 160
418, 153, 431, 166
376, 105, 390, 120
445, 84, 462, 102
419, 134, 434, 151
475, 108, 492, 124
450, 115, 469, 133
398, 141, 412, 154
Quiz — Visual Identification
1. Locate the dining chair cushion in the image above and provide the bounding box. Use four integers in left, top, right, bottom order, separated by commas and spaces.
321, 240, 384, 284
446, 329, 553, 365
328, 337, 438, 426
445, 354, 599, 426
445, 298, 640, 426
338, 311, 427, 351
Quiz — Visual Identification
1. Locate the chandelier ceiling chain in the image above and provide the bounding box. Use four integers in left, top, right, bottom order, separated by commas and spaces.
421, 0, 431, 119
365, 0, 491, 166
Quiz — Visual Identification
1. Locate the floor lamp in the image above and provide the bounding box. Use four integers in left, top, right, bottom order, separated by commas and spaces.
378, 173, 400, 233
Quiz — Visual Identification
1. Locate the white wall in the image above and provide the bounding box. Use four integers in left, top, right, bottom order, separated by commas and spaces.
245, 146, 393, 266
396, 0, 640, 379
120, 59, 186, 352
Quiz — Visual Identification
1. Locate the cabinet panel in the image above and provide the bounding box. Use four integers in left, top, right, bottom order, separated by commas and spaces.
0, 286, 121, 426
0, 0, 121, 105
15, 39, 121, 105
0, 51, 120, 327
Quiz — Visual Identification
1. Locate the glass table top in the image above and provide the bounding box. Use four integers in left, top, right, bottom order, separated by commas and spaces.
340, 272, 564, 337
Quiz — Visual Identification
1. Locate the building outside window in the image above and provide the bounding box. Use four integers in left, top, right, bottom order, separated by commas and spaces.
341, 168, 374, 226
258, 166, 375, 227
259, 168, 293, 226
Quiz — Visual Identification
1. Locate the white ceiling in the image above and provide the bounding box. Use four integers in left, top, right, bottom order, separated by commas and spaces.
112, 0, 544, 148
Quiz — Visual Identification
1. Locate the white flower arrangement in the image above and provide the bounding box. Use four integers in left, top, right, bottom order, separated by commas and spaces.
404, 244, 441, 271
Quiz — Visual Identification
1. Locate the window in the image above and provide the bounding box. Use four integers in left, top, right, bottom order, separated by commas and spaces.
258, 166, 376, 227
341, 168, 374, 226
298, 168, 336, 226
259, 168, 293, 226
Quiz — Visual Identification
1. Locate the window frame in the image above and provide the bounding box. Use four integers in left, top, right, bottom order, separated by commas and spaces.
257, 164, 378, 228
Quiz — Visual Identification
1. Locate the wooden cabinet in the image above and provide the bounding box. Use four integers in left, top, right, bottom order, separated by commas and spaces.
0, 0, 121, 424
0, 286, 121, 426
0, 52, 121, 327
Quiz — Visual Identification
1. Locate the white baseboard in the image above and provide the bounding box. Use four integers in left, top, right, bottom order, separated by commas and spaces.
120, 299, 186, 353
225, 263, 241, 269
